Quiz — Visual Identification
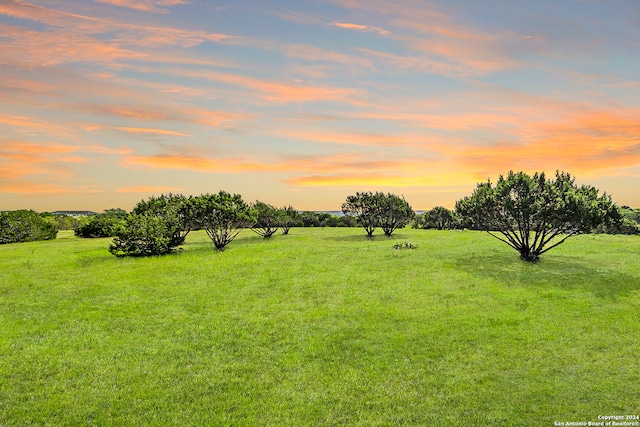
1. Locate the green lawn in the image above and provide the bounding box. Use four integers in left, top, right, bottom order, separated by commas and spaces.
1, 228, 639, 426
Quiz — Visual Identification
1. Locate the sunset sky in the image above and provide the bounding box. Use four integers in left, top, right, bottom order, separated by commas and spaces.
2, 0, 640, 212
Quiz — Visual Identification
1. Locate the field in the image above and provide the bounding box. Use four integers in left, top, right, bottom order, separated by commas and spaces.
1, 228, 639, 426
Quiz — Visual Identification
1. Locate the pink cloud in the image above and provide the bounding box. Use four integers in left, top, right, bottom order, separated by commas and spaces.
114, 127, 191, 136
331, 21, 390, 36
95, 0, 192, 14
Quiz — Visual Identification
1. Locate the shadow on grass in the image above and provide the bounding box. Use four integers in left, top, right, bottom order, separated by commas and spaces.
452, 253, 640, 299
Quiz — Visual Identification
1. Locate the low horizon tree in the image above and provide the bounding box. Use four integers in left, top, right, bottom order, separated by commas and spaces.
342, 192, 414, 237
184, 191, 255, 250
456, 170, 620, 262
594, 205, 640, 235
251, 201, 281, 238
40, 212, 82, 231
342, 192, 380, 237
109, 213, 183, 257
280, 205, 301, 234
133, 193, 191, 247
0, 210, 58, 244
74, 208, 127, 238
418, 206, 458, 230
377, 193, 415, 237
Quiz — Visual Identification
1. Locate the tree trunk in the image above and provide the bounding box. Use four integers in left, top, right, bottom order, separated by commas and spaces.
519, 245, 540, 262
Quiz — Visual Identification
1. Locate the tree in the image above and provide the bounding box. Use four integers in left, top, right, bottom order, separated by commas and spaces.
342, 192, 380, 237
40, 212, 81, 230
74, 208, 127, 238
300, 211, 321, 227
280, 205, 301, 234
377, 193, 415, 237
0, 210, 58, 244
342, 192, 414, 237
132, 193, 191, 247
251, 201, 282, 238
109, 213, 182, 257
419, 206, 458, 230
184, 191, 255, 250
594, 206, 640, 235
455, 170, 620, 262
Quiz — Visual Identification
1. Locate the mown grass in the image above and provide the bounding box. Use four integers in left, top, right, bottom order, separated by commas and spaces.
1, 228, 639, 426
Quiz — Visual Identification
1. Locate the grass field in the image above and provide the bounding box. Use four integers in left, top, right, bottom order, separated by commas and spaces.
1, 228, 639, 426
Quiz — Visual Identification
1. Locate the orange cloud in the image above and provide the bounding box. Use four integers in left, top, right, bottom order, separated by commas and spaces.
327, 0, 526, 76
0, 180, 71, 195
0, 140, 132, 182
0, 113, 76, 139
0, 1, 238, 69
284, 168, 484, 188
120, 151, 408, 175
95, 0, 191, 13
120, 154, 266, 173
0, 141, 81, 180
114, 127, 191, 136
170, 69, 365, 104
451, 109, 640, 177
0, 1, 105, 30
0, 23, 145, 68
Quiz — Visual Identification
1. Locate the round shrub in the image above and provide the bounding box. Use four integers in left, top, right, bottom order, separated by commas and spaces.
0, 210, 58, 244
109, 214, 182, 257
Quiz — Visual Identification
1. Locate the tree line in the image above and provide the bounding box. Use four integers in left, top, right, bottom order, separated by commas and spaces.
2, 171, 638, 261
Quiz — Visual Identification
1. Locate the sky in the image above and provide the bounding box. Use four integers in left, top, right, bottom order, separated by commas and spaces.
1, 0, 640, 212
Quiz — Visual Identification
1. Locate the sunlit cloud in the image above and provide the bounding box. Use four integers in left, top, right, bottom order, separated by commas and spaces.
0, 113, 76, 139
120, 154, 264, 173
0, 141, 132, 182
96, 0, 192, 14
120, 151, 406, 175
114, 127, 191, 137
167, 69, 366, 104
0, 180, 72, 195
285, 168, 484, 188
450, 109, 640, 177
0, 23, 146, 67
331, 22, 391, 36
0, 141, 82, 180
0, 1, 106, 30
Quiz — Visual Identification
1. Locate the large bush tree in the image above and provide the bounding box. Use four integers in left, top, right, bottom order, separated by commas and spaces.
342, 192, 381, 237
74, 208, 127, 238
342, 192, 414, 237
109, 213, 182, 257
594, 205, 640, 235
377, 193, 415, 236
133, 193, 191, 247
185, 191, 255, 250
0, 210, 58, 244
40, 212, 82, 231
280, 205, 301, 234
456, 170, 620, 262
418, 206, 458, 230
251, 201, 282, 238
